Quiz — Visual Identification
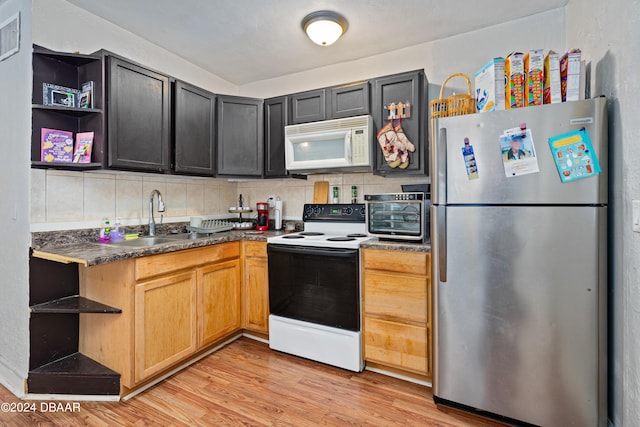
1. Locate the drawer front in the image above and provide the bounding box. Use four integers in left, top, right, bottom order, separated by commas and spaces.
243, 240, 267, 258
363, 249, 429, 276
363, 270, 427, 324
364, 317, 428, 375
135, 242, 240, 281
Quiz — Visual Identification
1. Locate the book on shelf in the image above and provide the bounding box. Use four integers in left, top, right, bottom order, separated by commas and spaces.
73, 132, 94, 163
41, 128, 74, 163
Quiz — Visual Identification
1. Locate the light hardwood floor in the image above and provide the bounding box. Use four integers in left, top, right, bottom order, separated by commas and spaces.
0, 337, 508, 426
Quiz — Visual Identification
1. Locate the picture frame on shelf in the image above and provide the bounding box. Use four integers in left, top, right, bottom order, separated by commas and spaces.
43, 83, 80, 108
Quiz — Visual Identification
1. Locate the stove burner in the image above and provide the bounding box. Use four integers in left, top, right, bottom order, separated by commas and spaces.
299, 232, 325, 236
326, 236, 356, 242
346, 233, 367, 238
282, 235, 305, 239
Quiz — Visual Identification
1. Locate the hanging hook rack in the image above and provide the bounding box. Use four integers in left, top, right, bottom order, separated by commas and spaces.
384, 101, 411, 120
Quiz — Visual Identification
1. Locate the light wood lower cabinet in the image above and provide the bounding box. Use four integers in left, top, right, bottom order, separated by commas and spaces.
135, 271, 197, 382
362, 248, 431, 379
198, 259, 241, 347
80, 242, 241, 389
242, 241, 269, 334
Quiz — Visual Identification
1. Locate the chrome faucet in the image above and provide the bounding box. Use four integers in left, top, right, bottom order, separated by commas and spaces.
148, 189, 165, 236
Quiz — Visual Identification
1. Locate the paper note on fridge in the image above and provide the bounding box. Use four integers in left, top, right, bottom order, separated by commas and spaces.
548, 128, 601, 183
500, 125, 540, 177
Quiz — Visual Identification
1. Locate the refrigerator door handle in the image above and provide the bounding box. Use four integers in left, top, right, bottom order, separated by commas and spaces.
437, 205, 447, 283
436, 127, 447, 204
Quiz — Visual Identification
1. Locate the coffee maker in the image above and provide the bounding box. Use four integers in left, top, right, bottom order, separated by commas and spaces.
256, 202, 269, 231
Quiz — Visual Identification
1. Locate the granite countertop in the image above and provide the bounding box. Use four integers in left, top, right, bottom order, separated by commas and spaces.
32, 229, 285, 266
360, 238, 431, 252
32, 226, 430, 267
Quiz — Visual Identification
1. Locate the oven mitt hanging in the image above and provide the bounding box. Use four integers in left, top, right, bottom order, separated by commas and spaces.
394, 120, 415, 169
376, 121, 402, 168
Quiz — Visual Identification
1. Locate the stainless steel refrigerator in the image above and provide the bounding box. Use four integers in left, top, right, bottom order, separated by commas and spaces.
431, 97, 608, 427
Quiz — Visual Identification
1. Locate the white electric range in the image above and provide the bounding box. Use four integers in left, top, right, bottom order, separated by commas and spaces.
266, 203, 371, 372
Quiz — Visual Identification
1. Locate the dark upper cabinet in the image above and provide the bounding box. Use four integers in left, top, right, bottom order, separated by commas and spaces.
289, 89, 326, 124
264, 96, 289, 178
329, 82, 370, 119
371, 70, 429, 176
216, 95, 264, 177
106, 56, 171, 172
173, 80, 216, 176
31, 45, 105, 170
289, 82, 371, 124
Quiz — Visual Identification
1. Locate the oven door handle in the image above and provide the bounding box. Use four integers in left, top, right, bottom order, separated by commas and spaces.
267, 244, 358, 258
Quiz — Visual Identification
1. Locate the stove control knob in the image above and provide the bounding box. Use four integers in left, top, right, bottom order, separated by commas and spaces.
360, 206, 366, 215
344, 207, 352, 215
305, 206, 314, 216
314, 207, 322, 215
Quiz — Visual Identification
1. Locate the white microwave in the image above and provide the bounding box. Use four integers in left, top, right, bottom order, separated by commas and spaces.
285, 115, 373, 173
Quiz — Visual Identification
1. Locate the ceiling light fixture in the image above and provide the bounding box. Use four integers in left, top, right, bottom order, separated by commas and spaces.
301, 10, 348, 46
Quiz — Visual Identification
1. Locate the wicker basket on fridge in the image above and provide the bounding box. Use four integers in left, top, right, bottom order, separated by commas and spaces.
430, 73, 475, 119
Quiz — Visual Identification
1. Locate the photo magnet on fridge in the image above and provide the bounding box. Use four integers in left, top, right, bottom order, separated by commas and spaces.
500, 123, 540, 177
462, 137, 479, 180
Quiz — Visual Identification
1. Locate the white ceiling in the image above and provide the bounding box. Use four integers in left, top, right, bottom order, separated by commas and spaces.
65, 0, 568, 86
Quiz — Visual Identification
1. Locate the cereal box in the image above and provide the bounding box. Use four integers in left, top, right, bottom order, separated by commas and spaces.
504, 52, 525, 109
41, 128, 74, 162
560, 49, 582, 101
543, 50, 562, 104
475, 57, 505, 113
524, 49, 544, 107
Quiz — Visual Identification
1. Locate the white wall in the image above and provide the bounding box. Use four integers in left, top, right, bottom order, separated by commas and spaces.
566, 1, 640, 425
0, 0, 31, 397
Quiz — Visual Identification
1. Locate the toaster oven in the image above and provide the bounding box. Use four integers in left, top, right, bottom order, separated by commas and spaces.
364, 192, 429, 242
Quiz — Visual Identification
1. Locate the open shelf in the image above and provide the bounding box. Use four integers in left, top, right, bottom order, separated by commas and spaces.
32, 104, 103, 115
31, 161, 103, 170
30, 295, 122, 314
28, 352, 120, 395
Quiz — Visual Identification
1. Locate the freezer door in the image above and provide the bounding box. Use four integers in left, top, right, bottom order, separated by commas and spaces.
431, 98, 608, 205
432, 205, 606, 427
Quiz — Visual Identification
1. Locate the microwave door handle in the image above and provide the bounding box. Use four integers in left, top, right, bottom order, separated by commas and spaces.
345, 131, 352, 163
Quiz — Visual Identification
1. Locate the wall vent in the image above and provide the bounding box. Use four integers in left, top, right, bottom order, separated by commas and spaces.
0, 12, 20, 61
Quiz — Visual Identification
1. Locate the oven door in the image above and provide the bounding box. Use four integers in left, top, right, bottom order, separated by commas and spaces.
267, 243, 360, 331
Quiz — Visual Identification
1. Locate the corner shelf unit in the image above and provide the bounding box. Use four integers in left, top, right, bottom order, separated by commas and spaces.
31, 45, 105, 170
28, 252, 121, 395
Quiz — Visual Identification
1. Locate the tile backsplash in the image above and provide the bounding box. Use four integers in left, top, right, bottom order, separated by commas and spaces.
30, 169, 427, 231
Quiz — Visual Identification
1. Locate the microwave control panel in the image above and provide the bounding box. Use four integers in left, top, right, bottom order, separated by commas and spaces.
350, 129, 370, 166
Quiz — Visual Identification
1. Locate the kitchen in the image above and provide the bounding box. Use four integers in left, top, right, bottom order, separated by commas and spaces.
1, 0, 639, 426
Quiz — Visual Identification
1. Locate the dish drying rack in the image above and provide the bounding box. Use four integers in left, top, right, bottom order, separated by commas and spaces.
186, 219, 234, 234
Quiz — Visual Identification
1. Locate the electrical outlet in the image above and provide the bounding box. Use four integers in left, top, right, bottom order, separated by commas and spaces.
633, 200, 640, 233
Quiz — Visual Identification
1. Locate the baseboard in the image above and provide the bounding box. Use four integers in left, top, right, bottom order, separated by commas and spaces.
0, 356, 26, 398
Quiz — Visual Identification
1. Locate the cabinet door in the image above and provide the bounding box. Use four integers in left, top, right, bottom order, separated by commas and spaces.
329, 82, 370, 119
174, 80, 216, 175
135, 271, 197, 382
264, 96, 288, 178
197, 259, 241, 347
107, 56, 170, 172
243, 242, 269, 333
371, 70, 428, 176
289, 89, 326, 124
216, 95, 264, 177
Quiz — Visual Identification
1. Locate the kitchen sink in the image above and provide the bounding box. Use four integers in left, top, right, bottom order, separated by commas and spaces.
107, 236, 178, 247
106, 232, 209, 248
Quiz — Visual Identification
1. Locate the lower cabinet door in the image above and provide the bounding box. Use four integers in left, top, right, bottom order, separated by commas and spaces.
364, 317, 428, 375
244, 256, 269, 333
197, 259, 241, 347
135, 271, 197, 382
